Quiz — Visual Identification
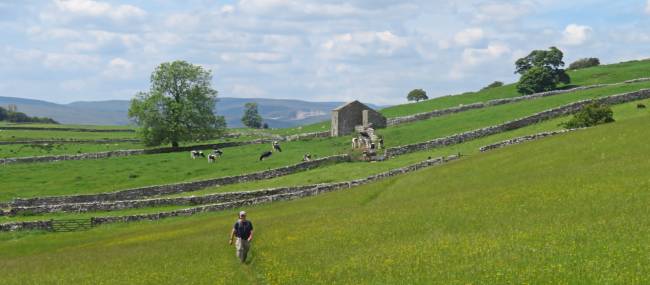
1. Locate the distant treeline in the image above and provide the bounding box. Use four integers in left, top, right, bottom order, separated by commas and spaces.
0, 105, 59, 124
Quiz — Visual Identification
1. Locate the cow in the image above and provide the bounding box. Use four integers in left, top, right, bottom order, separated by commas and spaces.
191, 150, 205, 159
213, 148, 223, 157
272, 141, 282, 152
638, 103, 646, 109
303, 154, 312, 162
208, 154, 217, 163
259, 151, 273, 161
351, 138, 360, 149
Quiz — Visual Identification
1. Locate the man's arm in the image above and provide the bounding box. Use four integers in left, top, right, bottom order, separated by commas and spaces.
229, 228, 235, 245
248, 229, 254, 242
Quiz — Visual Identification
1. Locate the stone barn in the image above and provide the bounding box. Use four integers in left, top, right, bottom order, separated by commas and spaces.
331, 100, 386, 136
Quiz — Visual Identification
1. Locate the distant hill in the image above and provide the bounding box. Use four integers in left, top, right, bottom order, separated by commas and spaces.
0, 97, 383, 128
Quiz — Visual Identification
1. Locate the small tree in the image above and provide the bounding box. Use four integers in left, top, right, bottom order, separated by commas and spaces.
562, 103, 614, 129
407, 89, 428, 102
480, 81, 504, 91
515, 47, 570, 95
241, 102, 263, 128
568, 58, 600, 70
128, 60, 225, 148
0, 106, 7, 121
262, 123, 269, 129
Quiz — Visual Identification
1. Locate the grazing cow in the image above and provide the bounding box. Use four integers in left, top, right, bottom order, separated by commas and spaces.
259, 151, 273, 161
213, 149, 223, 157
208, 154, 217, 163
272, 141, 282, 152
351, 138, 360, 149
359, 131, 370, 140
191, 150, 205, 159
377, 137, 384, 149
303, 154, 312, 162
638, 103, 646, 109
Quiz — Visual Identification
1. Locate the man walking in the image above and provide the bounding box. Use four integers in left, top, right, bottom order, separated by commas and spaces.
229, 211, 254, 263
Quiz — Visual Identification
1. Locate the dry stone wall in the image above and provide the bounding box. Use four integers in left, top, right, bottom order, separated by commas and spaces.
386, 84, 611, 126
478, 129, 582, 152
8, 154, 350, 207
0, 139, 274, 165
0, 139, 141, 145
285, 131, 330, 141
385, 89, 650, 157
1, 155, 458, 231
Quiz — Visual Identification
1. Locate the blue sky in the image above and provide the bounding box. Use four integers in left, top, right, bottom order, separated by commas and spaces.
1, 0, 649, 105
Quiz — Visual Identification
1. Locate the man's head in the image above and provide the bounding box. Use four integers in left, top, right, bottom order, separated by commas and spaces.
239, 211, 247, 220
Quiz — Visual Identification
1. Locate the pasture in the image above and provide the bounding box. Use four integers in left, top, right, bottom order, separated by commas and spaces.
2, 110, 649, 284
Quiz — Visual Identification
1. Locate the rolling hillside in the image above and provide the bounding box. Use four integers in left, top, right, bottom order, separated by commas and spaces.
0, 97, 380, 128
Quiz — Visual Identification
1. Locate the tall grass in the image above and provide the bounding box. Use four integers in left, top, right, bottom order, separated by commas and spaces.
2, 110, 650, 284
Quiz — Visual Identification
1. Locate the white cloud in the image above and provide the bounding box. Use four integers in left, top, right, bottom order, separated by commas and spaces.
231, 84, 266, 98
646, 0, 650, 14
454, 28, 484, 46
103, 57, 134, 79
474, 1, 533, 22
461, 42, 510, 66
320, 31, 407, 59
220, 5, 235, 14
53, 0, 146, 21
562, 24, 592, 46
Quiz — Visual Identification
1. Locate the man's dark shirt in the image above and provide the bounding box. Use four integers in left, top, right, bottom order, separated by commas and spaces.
233, 220, 253, 239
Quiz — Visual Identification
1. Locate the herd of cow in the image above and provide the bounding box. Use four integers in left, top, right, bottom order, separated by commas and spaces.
190, 141, 312, 163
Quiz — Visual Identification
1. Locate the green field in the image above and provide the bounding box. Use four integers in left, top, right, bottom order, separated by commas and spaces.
2, 105, 649, 284
2, 79, 649, 201
3, 98, 647, 224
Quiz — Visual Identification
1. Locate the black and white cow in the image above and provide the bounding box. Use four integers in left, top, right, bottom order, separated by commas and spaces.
272, 141, 282, 152
259, 151, 273, 161
208, 154, 217, 163
191, 150, 205, 159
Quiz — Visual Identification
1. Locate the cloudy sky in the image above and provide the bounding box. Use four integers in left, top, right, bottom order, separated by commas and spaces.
1, 0, 650, 105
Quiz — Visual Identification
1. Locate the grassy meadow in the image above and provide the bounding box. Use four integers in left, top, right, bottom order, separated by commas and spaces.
3, 99, 647, 223
2, 80, 649, 201
2, 108, 650, 284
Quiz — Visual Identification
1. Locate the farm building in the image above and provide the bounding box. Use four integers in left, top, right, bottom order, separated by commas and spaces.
330, 100, 386, 136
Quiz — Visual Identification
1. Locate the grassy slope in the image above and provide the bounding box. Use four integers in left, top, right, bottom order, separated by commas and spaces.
2, 80, 649, 201
0, 135, 260, 158
2, 108, 650, 284
4, 99, 648, 223
379, 59, 650, 118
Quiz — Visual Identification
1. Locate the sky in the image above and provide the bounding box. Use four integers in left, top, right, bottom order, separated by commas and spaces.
1, 0, 650, 105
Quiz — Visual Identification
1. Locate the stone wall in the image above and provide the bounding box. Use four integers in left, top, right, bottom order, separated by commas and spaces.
89, 155, 459, 226
363, 109, 387, 129
2, 155, 458, 231
8, 154, 351, 207
0, 139, 274, 166
0, 139, 141, 145
386, 83, 611, 126
0, 126, 134, 132
0, 220, 52, 232
478, 129, 582, 152
285, 131, 331, 141
385, 89, 650, 156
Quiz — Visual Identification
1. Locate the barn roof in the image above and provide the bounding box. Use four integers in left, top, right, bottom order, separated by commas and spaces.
332, 100, 369, 111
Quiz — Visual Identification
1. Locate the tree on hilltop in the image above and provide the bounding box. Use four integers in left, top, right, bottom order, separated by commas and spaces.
241, 102, 263, 128
128, 60, 226, 148
407, 89, 428, 102
515, 47, 570, 95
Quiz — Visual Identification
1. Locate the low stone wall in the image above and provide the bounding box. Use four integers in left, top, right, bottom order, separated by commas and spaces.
90, 155, 459, 226
0, 220, 52, 232
385, 89, 650, 157
8, 154, 463, 215
0, 126, 134, 132
285, 131, 330, 141
478, 129, 582, 152
0, 139, 141, 145
386, 83, 610, 126
0, 139, 274, 165
8, 154, 350, 207
2, 155, 457, 231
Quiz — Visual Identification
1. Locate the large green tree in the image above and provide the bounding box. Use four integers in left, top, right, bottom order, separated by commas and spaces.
241, 102, 263, 128
515, 47, 570, 95
128, 60, 225, 148
407, 89, 428, 102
